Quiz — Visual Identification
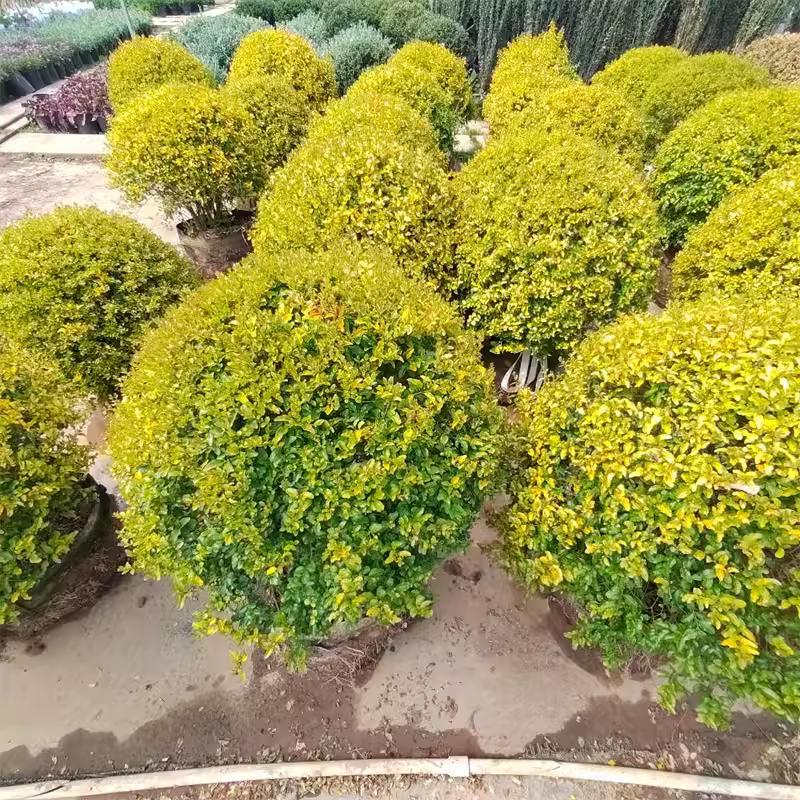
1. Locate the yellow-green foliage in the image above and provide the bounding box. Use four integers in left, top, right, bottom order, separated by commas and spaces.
592, 45, 689, 104
454, 126, 661, 356
227, 28, 336, 110
222, 74, 310, 171
307, 91, 440, 156
502, 294, 800, 729
250, 123, 455, 292
108, 245, 503, 663
0, 208, 198, 399
743, 33, 800, 86
640, 52, 769, 148
510, 82, 645, 166
107, 36, 214, 111
672, 159, 800, 301
653, 88, 800, 247
347, 60, 461, 150
107, 84, 267, 231
388, 41, 472, 114
0, 338, 92, 626
482, 27, 578, 135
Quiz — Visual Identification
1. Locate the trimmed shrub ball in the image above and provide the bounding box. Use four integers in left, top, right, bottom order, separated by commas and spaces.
502, 293, 800, 729
279, 11, 328, 48
510, 82, 645, 166
107, 84, 267, 232
0, 207, 198, 399
251, 121, 456, 292
108, 245, 503, 664
591, 45, 689, 104
222, 74, 310, 170
412, 12, 474, 64
234, 0, 275, 21
742, 33, 800, 86
640, 52, 769, 148
319, 0, 364, 35
107, 36, 214, 110
653, 87, 800, 246
482, 26, 579, 134
671, 158, 800, 301
454, 126, 661, 356
388, 40, 471, 115
0, 338, 92, 625
228, 28, 336, 109
322, 22, 394, 92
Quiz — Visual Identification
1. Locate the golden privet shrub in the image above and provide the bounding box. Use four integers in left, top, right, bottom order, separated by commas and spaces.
653, 88, 800, 246
502, 294, 800, 729
222, 74, 310, 171
108, 36, 214, 111
510, 82, 646, 166
251, 117, 456, 291
0, 339, 91, 625
0, 207, 198, 399
592, 45, 689, 104
482, 26, 578, 134
742, 33, 800, 86
109, 245, 503, 663
387, 41, 472, 114
672, 159, 800, 301
640, 52, 769, 148
454, 126, 661, 356
107, 84, 267, 231
347, 60, 462, 150
227, 28, 336, 110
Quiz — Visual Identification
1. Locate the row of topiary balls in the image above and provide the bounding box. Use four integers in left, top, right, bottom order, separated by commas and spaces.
477, 29, 800, 729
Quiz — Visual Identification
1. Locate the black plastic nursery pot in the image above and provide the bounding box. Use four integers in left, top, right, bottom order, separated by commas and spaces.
177, 211, 254, 278
23, 67, 45, 91
7, 72, 34, 98
77, 113, 101, 134
79, 50, 94, 67
0, 79, 9, 105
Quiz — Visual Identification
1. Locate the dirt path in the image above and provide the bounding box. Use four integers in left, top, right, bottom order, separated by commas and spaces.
0, 154, 796, 792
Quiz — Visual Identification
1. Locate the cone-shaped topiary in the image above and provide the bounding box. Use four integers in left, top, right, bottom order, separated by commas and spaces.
0, 338, 92, 625
107, 84, 268, 233
250, 121, 455, 292
454, 126, 661, 357
509, 82, 645, 166
742, 33, 800, 86
482, 27, 579, 135
591, 45, 689, 104
347, 60, 462, 150
640, 52, 769, 148
502, 293, 800, 729
228, 28, 336, 110
322, 22, 394, 93
0, 207, 198, 400
653, 87, 800, 247
388, 40, 472, 115
109, 245, 503, 665
222, 74, 310, 171
108, 36, 214, 110
672, 158, 800, 301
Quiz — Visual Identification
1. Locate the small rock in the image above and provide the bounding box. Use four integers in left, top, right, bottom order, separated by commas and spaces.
286, 699, 295, 712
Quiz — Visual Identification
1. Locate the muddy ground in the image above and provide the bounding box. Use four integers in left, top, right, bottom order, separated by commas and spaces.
0, 154, 798, 795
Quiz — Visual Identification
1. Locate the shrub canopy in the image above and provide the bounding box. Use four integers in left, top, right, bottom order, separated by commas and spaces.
455, 126, 660, 356
319, 0, 364, 35
591, 46, 689, 104
482, 27, 578, 134
503, 294, 800, 729
640, 52, 769, 148
107, 36, 213, 110
742, 33, 800, 85
412, 13, 473, 63
222, 74, 309, 171
672, 159, 800, 301
322, 22, 394, 93
279, 11, 327, 48
234, 0, 274, 21
510, 82, 645, 165
653, 87, 800, 246
109, 245, 502, 663
251, 121, 455, 291
107, 84, 267, 231
0, 338, 92, 626
0, 208, 198, 400
228, 28, 336, 109
172, 14, 267, 83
